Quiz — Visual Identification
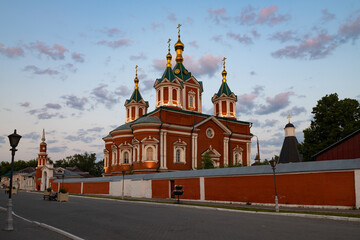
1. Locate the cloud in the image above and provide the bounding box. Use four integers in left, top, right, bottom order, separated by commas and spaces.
22, 132, 40, 141
38, 112, 60, 119
28, 41, 67, 60
183, 54, 222, 77
141, 80, 154, 92
255, 91, 294, 115
151, 22, 164, 31
271, 31, 337, 59
72, 52, 85, 63
130, 52, 147, 61
189, 40, 199, 48
103, 28, 123, 37
24, 65, 60, 75
208, 8, 229, 24
115, 85, 131, 97
45, 103, 62, 109
237, 93, 258, 114
20, 102, 30, 107
251, 29, 261, 38
280, 106, 306, 117
211, 35, 231, 47
338, 13, 360, 43
227, 32, 253, 44
0, 136, 5, 144
91, 84, 119, 108
167, 13, 177, 22
0, 43, 24, 58
65, 127, 102, 143
236, 5, 289, 26
61, 63, 77, 73
256, 5, 289, 25
250, 71, 256, 76
260, 133, 283, 148
97, 39, 131, 49
262, 119, 278, 127
269, 30, 300, 43
321, 9, 335, 22
62, 95, 88, 110
50, 146, 68, 153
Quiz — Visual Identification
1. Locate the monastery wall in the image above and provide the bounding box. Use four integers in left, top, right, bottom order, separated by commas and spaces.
52, 159, 360, 208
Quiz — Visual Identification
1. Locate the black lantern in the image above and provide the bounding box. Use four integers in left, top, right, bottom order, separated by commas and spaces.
8, 129, 22, 149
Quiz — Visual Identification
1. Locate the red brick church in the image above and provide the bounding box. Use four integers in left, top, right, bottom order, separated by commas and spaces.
103, 26, 253, 176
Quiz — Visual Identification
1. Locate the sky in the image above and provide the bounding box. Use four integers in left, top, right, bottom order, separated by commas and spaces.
0, 0, 359, 164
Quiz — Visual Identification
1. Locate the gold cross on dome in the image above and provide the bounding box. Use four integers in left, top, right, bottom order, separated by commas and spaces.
168, 38, 171, 51
177, 24, 182, 35
287, 114, 291, 123
135, 65, 138, 77
222, 57, 226, 69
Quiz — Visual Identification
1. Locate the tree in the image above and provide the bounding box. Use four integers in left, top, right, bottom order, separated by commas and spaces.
298, 93, 360, 161
54, 152, 103, 177
201, 152, 214, 169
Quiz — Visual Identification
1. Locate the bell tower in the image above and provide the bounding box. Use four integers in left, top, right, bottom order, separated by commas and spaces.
38, 129, 48, 166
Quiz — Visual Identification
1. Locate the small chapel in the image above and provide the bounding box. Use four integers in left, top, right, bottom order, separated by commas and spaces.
103, 26, 253, 176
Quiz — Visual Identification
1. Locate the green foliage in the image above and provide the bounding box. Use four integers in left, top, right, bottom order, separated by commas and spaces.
0, 159, 38, 176
54, 152, 104, 177
59, 188, 67, 193
298, 93, 360, 161
201, 152, 214, 169
46, 187, 52, 192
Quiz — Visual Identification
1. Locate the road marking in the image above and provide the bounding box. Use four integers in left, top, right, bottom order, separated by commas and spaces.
0, 206, 84, 240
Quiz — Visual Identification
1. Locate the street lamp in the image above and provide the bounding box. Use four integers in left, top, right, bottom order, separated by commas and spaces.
269, 158, 279, 213
122, 170, 126, 200
5, 129, 22, 231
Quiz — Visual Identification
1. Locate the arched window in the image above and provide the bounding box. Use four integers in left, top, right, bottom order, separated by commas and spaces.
124, 152, 129, 164
172, 88, 177, 104
146, 147, 153, 161
157, 89, 160, 105
176, 149, 181, 163
189, 95, 194, 108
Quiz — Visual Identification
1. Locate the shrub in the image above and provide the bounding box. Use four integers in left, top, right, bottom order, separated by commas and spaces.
46, 187, 52, 192
59, 188, 68, 193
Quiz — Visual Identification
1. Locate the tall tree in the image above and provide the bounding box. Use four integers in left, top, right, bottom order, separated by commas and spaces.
54, 152, 103, 177
298, 93, 360, 161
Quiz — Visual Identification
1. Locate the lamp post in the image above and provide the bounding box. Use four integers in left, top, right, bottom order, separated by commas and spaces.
5, 129, 22, 231
122, 170, 126, 200
269, 158, 279, 213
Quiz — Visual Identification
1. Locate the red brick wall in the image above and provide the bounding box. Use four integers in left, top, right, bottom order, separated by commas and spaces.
83, 182, 109, 194
205, 171, 355, 206
152, 171, 356, 207
63, 182, 81, 194
152, 180, 169, 198
173, 178, 200, 200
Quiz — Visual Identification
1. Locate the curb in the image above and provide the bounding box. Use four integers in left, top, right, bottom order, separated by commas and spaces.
69, 194, 360, 222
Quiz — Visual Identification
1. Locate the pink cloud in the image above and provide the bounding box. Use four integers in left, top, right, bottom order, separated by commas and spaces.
0, 43, 25, 58
271, 32, 337, 59
167, 13, 177, 22
151, 22, 164, 31
227, 32, 253, 45
97, 39, 131, 49
183, 54, 222, 77
189, 40, 199, 48
104, 28, 123, 37
338, 14, 360, 42
20, 102, 30, 107
130, 52, 147, 61
72, 52, 85, 63
269, 30, 299, 43
28, 41, 68, 60
321, 9, 335, 22
236, 5, 289, 26
115, 85, 131, 97
255, 92, 294, 115
208, 8, 229, 24
24, 65, 60, 75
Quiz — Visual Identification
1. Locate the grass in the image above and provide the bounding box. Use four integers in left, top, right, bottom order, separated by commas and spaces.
71, 194, 360, 219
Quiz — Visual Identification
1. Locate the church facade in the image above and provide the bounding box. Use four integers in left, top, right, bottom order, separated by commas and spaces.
103, 27, 253, 176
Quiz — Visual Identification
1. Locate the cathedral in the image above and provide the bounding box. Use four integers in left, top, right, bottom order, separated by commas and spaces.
103, 26, 253, 176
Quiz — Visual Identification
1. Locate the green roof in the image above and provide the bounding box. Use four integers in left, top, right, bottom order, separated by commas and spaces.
173, 62, 191, 81
126, 89, 145, 103
157, 66, 177, 83
216, 81, 234, 97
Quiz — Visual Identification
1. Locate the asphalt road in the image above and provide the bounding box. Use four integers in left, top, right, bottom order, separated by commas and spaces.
1, 191, 359, 240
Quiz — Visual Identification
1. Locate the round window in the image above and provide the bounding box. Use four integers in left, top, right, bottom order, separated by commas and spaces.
206, 128, 214, 138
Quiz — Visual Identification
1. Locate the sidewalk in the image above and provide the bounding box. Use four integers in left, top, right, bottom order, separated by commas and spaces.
0, 210, 68, 240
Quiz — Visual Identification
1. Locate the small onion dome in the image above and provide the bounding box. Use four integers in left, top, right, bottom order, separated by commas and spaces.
222, 69, 227, 83
166, 52, 172, 67
285, 123, 295, 128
